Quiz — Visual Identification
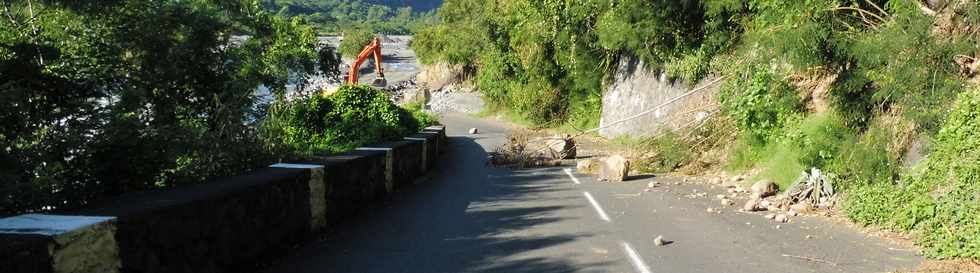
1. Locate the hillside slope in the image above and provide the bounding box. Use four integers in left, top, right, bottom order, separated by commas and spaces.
369, 0, 442, 11
413, 0, 980, 259
263, 0, 440, 34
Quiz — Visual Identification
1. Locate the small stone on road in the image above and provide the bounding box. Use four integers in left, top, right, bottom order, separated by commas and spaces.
654, 235, 666, 246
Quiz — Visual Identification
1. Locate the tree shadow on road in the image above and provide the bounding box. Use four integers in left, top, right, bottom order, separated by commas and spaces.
265, 136, 611, 273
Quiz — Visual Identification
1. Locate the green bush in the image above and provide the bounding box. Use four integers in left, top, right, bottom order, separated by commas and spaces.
261, 85, 437, 156
719, 65, 803, 144
827, 125, 900, 188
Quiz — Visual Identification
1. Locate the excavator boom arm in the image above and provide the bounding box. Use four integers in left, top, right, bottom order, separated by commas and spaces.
346, 37, 385, 86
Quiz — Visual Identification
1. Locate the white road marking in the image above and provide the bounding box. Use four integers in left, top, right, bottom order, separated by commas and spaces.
563, 168, 582, 184
621, 241, 653, 273
583, 192, 611, 222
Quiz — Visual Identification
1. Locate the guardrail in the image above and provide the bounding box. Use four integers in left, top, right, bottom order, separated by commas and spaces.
0, 125, 447, 273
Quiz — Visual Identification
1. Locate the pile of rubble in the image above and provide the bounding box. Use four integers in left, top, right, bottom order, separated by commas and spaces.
381, 76, 486, 114
712, 168, 838, 223
383, 78, 419, 103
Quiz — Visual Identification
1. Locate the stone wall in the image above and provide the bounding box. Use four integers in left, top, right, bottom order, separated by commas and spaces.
0, 126, 448, 273
599, 58, 721, 138
0, 215, 119, 273
85, 167, 314, 273
406, 132, 441, 171
0, 233, 53, 273
301, 149, 390, 222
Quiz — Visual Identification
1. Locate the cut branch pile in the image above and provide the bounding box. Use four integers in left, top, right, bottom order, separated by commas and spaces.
488, 130, 561, 168
786, 168, 838, 208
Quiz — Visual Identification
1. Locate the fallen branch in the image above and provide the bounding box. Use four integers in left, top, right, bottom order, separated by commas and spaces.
614, 193, 643, 198
864, 0, 889, 18
782, 254, 839, 266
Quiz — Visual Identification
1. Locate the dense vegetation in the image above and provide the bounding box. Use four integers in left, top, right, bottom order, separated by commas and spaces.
261, 0, 438, 34
0, 0, 435, 217
416, 0, 980, 258
261, 85, 437, 155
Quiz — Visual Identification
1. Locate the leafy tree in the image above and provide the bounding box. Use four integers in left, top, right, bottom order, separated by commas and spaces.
0, 0, 321, 216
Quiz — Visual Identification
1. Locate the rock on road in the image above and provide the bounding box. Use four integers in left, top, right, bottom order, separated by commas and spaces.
265, 113, 921, 273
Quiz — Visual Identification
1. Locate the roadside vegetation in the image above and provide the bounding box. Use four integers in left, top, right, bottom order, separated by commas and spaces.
0, 1, 435, 217
415, 0, 980, 258
261, 85, 437, 156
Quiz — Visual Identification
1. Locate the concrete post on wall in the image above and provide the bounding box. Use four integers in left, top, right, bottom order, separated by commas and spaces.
403, 137, 429, 173
361, 140, 425, 189
424, 125, 448, 153
0, 214, 120, 273
405, 132, 440, 172
355, 147, 394, 194
269, 163, 327, 232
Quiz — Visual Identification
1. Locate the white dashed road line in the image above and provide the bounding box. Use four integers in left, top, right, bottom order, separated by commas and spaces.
582, 191, 611, 222
563, 168, 582, 184
565, 169, 649, 273
621, 241, 653, 273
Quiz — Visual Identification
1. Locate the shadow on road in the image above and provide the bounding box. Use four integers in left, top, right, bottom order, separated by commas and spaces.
266, 136, 606, 273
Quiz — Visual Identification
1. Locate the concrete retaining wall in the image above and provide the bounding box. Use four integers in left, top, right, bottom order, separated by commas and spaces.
599, 57, 720, 138
0, 126, 448, 273
301, 149, 389, 222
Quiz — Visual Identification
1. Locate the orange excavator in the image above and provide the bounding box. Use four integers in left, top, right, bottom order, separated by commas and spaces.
346, 37, 386, 87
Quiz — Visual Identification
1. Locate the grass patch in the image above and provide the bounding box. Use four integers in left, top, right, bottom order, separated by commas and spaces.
728, 113, 857, 190
609, 131, 695, 174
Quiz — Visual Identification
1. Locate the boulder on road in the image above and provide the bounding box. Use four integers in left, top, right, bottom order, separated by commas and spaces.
469, 128, 479, 134
576, 159, 596, 174
751, 179, 778, 198
790, 203, 812, 214
743, 197, 762, 211
599, 155, 630, 182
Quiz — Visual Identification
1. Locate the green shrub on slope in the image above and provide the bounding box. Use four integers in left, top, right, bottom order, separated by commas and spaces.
846, 89, 980, 258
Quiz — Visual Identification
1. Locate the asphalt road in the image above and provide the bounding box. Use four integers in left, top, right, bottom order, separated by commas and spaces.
265, 113, 922, 273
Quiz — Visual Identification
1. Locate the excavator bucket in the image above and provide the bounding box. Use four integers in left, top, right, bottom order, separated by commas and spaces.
371, 77, 387, 88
